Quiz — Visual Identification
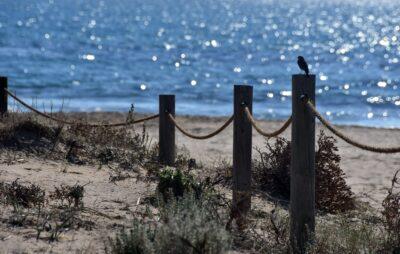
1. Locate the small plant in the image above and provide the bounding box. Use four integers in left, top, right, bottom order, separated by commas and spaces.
37, 184, 87, 241
254, 137, 291, 199
253, 131, 355, 213
0, 179, 45, 212
125, 104, 136, 124
157, 167, 214, 201
382, 169, 400, 250
212, 159, 233, 187
157, 167, 194, 201
315, 132, 354, 213
50, 184, 85, 208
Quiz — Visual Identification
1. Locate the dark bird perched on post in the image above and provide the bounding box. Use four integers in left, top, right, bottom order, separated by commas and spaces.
297, 56, 309, 76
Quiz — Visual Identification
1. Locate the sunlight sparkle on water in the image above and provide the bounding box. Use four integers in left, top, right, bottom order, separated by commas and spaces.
377, 81, 387, 88
233, 67, 241, 73
83, 54, 95, 61
3, 0, 400, 127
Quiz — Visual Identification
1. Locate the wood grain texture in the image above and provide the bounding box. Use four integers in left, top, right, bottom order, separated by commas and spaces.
159, 95, 175, 166
232, 85, 253, 218
290, 74, 316, 253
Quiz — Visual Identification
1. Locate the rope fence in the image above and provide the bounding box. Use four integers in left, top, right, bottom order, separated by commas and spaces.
244, 106, 292, 138
168, 113, 234, 140
5, 88, 159, 127
1, 75, 399, 253
306, 99, 400, 154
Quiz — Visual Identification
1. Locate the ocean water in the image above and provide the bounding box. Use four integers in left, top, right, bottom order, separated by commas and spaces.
0, 0, 399, 127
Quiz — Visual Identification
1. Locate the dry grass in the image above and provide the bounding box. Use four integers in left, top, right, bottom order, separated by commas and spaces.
382, 170, 400, 251
0, 112, 157, 173
0, 179, 89, 241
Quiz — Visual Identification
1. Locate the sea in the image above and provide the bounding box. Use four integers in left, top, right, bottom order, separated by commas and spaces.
0, 0, 399, 127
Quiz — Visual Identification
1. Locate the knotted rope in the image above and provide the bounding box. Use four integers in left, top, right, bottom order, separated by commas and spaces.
244, 107, 292, 138
306, 100, 400, 153
6, 89, 159, 127
168, 113, 234, 140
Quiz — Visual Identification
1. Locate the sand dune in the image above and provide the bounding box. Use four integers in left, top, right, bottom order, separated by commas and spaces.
1, 112, 399, 253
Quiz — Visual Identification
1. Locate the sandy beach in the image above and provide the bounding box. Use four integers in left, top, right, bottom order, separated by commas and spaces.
142, 113, 400, 203
0, 112, 399, 253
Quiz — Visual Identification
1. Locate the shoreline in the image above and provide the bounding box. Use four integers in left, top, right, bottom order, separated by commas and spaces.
8, 108, 400, 130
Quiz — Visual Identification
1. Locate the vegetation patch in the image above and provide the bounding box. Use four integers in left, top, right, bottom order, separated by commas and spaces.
0, 113, 157, 172
0, 179, 90, 241
107, 195, 231, 254
253, 131, 355, 213
382, 169, 400, 251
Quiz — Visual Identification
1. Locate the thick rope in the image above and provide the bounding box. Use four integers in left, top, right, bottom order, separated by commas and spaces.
6, 89, 159, 127
244, 107, 292, 138
168, 113, 234, 140
306, 100, 400, 154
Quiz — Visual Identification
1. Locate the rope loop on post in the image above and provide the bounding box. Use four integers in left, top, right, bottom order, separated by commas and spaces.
305, 99, 400, 154
167, 113, 233, 140
244, 107, 292, 138
5, 89, 159, 127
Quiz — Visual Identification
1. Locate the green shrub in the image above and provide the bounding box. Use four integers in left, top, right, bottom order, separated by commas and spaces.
157, 167, 191, 200
157, 167, 213, 201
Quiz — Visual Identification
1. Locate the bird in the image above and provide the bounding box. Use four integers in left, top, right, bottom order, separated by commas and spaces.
297, 56, 309, 76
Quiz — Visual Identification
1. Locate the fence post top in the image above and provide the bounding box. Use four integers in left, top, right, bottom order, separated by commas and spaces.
0, 76, 7, 81
159, 94, 175, 97
292, 74, 316, 79
234, 84, 253, 89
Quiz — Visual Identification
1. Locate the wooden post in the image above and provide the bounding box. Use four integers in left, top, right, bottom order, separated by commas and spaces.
290, 74, 316, 253
232, 85, 253, 222
159, 95, 175, 166
0, 76, 8, 115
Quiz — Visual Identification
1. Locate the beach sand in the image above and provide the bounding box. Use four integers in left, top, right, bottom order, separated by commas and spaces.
0, 112, 399, 253
141, 113, 400, 204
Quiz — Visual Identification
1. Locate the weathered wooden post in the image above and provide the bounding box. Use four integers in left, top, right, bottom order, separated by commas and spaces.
290, 74, 316, 253
232, 85, 253, 224
0, 76, 8, 115
159, 95, 175, 166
